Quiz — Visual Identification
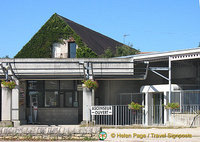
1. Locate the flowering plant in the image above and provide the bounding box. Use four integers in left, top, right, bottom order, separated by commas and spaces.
164, 103, 180, 109
83, 80, 98, 89
1, 80, 16, 89
128, 102, 144, 110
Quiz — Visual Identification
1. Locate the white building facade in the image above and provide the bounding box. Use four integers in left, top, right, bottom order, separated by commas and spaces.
1, 48, 200, 126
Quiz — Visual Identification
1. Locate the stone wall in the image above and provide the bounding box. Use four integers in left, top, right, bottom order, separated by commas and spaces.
26, 108, 79, 125
168, 114, 200, 127
0, 126, 100, 141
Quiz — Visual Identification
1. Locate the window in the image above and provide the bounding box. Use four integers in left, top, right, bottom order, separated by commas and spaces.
27, 80, 79, 108
45, 80, 59, 90
68, 42, 76, 58
171, 92, 180, 104
45, 91, 59, 107
27, 81, 44, 107
45, 81, 59, 107
64, 92, 73, 107
183, 91, 200, 105
60, 80, 74, 90
28, 91, 44, 107
28, 80, 43, 90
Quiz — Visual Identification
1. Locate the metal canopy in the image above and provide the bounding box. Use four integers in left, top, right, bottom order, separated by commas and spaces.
0, 60, 149, 80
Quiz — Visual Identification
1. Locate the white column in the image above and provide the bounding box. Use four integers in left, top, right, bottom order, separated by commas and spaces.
91, 89, 95, 106
12, 79, 20, 127
91, 89, 95, 122
1, 86, 12, 121
82, 85, 92, 123
164, 92, 167, 125
169, 56, 172, 120
142, 93, 145, 125
144, 92, 149, 125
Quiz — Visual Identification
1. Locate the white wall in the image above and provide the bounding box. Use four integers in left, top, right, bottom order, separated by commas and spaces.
52, 39, 78, 58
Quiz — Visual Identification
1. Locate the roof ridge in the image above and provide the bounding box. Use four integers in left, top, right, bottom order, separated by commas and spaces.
57, 14, 125, 54
57, 14, 124, 45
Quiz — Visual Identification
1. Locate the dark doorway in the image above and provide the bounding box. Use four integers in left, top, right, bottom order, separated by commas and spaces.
153, 93, 164, 124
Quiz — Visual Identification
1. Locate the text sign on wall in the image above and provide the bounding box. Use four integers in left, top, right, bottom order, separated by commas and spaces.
91, 106, 112, 115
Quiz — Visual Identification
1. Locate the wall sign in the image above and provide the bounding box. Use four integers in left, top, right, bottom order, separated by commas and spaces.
91, 106, 112, 115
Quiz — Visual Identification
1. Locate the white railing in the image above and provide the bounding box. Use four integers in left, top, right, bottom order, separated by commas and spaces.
92, 105, 200, 126
92, 105, 143, 125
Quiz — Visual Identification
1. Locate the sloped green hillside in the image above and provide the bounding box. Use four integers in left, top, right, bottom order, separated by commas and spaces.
15, 13, 97, 58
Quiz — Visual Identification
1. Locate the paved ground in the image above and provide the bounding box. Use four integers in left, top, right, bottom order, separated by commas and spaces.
103, 127, 200, 142
2, 125, 200, 141
19, 125, 81, 128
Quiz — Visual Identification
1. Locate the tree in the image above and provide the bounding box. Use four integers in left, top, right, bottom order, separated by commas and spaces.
100, 49, 114, 58
0, 55, 10, 58
76, 46, 98, 58
115, 45, 139, 57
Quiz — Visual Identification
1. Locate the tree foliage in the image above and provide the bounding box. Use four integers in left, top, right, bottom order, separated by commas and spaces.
0, 55, 10, 58
100, 45, 139, 58
15, 13, 97, 58
99, 49, 114, 58
115, 45, 139, 57
76, 46, 98, 58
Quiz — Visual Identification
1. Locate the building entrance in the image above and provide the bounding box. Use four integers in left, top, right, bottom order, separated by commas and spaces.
153, 93, 164, 124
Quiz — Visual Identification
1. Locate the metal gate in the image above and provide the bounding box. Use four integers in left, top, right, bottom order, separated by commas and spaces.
93, 105, 143, 125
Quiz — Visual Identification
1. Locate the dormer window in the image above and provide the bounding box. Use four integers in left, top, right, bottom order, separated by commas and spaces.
52, 38, 77, 58
68, 42, 76, 58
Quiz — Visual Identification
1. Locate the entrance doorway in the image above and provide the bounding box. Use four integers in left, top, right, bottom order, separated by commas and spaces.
153, 93, 164, 124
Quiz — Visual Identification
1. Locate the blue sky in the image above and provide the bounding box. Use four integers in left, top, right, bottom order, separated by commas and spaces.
0, 0, 200, 57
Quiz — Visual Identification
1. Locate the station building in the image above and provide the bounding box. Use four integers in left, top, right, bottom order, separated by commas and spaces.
0, 48, 200, 126
1, 14, 200, 126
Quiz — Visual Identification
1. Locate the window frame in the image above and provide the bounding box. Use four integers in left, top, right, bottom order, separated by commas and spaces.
26, 80, 79, 108
26, 81, 45, 107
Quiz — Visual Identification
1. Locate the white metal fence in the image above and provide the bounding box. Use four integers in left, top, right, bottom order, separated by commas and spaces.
93, 105, 143, 125
92, 105, 200, 126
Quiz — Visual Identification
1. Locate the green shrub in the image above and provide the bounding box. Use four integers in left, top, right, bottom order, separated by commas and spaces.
128, 102, 144, 110
83, 80, 98, 89
1, 80, 16, 89
164, 103, 180, 109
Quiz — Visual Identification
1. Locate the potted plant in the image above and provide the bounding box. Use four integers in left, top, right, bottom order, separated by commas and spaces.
1, 80, 16, 89
164, 103, 180, 109
128, 102, 144, 110
83, 80, 98, 90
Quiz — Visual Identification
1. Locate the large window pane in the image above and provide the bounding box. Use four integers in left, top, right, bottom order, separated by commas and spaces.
45, 80, 59, 90
27, 80, 79, 108
45, 91, 59, 107
28, 81, 43, 90
64, 92, 73, 107
171, 92, 180, 104
27, 91, 44, 107
73, 91, 78, 107
60, 80, 74, 90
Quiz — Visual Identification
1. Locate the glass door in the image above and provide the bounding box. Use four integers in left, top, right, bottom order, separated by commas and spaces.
153, 93, 164, 124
